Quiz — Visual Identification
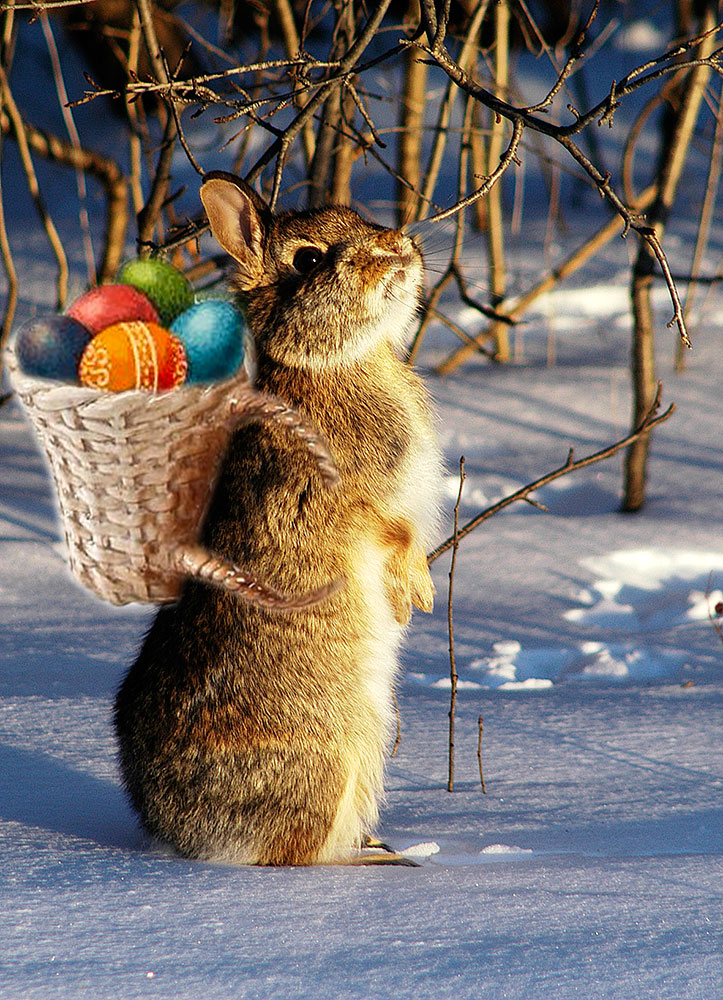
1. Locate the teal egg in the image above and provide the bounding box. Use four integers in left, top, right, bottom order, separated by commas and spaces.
117, 257, 194, 326
171, 300, 245, 383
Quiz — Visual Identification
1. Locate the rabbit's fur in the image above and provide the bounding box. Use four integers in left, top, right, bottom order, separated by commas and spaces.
114, 173, 443, 865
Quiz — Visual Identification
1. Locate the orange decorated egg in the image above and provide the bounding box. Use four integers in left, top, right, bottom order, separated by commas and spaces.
78, 321, 188, 392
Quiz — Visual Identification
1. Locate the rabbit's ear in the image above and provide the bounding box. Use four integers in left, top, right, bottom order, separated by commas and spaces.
200, 172, 270, 288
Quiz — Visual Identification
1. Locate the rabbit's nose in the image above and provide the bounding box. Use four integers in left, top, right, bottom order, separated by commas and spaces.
375, 231, 408, 256
376, 236, 415, 264
391, 236, 416, 258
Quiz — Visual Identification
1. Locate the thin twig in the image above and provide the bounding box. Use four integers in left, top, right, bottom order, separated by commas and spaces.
415, 17, 723, 141
168, 77, 204, 177
0, 62, 67, 307
427, 119, 524, 223
477, 715, 487, 793
134, 0, 179, 250
447, 455, 465, 792
485, 0, 511, 362
0, 110, 128, 281
408, 87, 514, 363
273, 0, 315, 166
39, 9, 95, 284
126, 7, 146, 217
679, 76, 723, 367
425, 304, 498, 358
1, 0, 100, 9
416, 0, 490, 222
68, 58, 340, 108
246, 0, 393, 208
406, 268, 454, 364
412, 91, 476, 366
525, 0, 600, 114
557, 132, 691, 347
391, 689, 401, 758
0, 153, 17, 350
413, 6, 723, 348
428, 384, 675, 565
436, 184, 658, 375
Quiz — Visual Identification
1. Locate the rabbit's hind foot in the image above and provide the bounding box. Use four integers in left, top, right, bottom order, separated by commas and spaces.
334, 837, 420, 866
334, 852, 420, 867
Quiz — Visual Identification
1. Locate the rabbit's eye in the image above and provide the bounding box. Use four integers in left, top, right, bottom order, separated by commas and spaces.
293, 247, 324, 273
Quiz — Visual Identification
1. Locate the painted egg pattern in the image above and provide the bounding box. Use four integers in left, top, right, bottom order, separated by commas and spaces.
78, 321, 188, 392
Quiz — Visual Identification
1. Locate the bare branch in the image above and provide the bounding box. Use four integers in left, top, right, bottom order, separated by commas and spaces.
0, 110, 128, 281
0, 62, 68, 307
523, 0, 601, 114
427, 384, 675, 565
410, 4, 723, 349
39, 10, 96, 284
273, 0, 315, 165
679, 76, 723, 368
436, 185, 658, 375
414, 0, 491, 222
0, 156, 18, 350
246, 0, 393, 208
447, 455, 465, 793
428, 118, 523, 223
0, 0, 100, 9
477, 715, 487, 793
134, 0, 178, 249
413, 15, 723, 140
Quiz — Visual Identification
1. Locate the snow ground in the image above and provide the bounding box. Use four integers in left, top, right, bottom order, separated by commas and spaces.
1, 12, 723, 1000
2, 289, 721, 999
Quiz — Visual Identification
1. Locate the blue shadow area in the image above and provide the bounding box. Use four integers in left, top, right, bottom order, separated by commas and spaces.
0, 742, 141, 851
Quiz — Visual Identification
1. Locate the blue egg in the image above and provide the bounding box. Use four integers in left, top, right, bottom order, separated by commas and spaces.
14, 315, 92, 381
171, 300, 245, 383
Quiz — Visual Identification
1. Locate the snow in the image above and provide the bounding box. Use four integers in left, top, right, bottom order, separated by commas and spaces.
1, 13, 722, 1000
614, 20, 670, 54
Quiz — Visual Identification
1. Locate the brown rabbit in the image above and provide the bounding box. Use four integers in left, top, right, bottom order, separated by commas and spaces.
114, 173, 443, 865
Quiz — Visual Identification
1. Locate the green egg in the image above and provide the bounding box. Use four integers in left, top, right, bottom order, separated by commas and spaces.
117, 257, 194, 327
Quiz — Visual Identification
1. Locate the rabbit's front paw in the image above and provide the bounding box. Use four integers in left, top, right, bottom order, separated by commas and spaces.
383, 538, 433, 625
387, 580, 413, 626
410, 548, 434, 614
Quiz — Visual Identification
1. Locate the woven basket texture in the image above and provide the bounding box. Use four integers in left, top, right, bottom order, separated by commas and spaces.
7, 348, 254, 604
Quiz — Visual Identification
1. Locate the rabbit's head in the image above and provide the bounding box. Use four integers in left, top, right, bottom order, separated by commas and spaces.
200, 173, 424, 371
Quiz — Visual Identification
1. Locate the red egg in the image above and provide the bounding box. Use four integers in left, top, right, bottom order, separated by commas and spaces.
68, 284, 159, 335
78, 321, 188, 392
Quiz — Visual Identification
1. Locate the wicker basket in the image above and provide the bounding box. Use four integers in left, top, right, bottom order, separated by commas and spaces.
6, 348, 339, 608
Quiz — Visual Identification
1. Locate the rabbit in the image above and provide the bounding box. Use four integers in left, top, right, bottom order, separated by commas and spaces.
114, 171, 444, 865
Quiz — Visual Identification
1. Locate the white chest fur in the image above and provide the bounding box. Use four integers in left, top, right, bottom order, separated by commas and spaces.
389, 377, 445, 550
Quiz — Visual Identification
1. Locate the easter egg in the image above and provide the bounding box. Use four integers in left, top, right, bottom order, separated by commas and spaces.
171, 299, 245, 383
14, 314, 93, 381
67, 284, 159, 335
78, 321, 188, 392
117, 257, 194, 326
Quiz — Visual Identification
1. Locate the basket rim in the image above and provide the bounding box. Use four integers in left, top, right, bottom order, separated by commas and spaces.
5, 343, 249, 413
